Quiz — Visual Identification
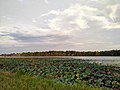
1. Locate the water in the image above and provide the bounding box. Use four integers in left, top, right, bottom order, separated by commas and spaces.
70, 56, 120, 60
69, 56, 120, 66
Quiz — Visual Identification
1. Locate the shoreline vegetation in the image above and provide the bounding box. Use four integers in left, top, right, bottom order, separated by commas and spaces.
0, 71, 106, 90
0, 58, 120, 90
1, 50, 120, 56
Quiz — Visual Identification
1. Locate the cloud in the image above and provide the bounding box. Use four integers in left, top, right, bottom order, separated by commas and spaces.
40, 10, 61, 17
32, 1, 120, 49
0, 35, 18, 45
106, 4, 120, 22
35, 2, 120, 31
0, 0, 120, 53
44, 0, 48, 4
17, 0, 25, 2
0, 23, 71, 46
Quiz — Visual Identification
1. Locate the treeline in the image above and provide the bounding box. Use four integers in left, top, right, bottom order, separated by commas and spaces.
3, 50, 120, 56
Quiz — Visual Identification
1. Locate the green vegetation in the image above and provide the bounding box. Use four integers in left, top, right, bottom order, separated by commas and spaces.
0, 71, 104, 90
0, 58, 120, 90
3, 49, 120, 56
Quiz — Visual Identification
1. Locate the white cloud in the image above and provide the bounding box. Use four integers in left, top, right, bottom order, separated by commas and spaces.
35, 3, 120, 31
40, 10, 61, 17
0, 0, 120, 53
44, 0, 48, 4
104, 22, 120, 29
1, 26, 49, 38
0, 36, 18, 45
107, 4, 120, 21
17, 0, 24, 2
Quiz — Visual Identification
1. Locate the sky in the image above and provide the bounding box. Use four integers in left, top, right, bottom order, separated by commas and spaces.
0, 0, 120, 54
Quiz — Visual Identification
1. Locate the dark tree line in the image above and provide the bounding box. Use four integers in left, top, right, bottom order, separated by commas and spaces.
3, 50, 120, 56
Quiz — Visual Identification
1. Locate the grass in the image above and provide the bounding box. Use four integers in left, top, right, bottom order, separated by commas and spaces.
0, 71, 107, 90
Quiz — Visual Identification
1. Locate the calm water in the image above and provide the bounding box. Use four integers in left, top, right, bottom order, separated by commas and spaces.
69, 56, 120, 66
68, 56, 120, 60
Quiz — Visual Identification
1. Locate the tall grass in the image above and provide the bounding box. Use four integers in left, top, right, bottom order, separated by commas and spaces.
0, 72, 107, 90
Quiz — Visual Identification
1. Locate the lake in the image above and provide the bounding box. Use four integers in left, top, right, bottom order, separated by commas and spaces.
69, 56, 120, 66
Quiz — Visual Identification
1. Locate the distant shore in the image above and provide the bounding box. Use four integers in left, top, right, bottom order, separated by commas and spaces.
0, 56, 74, 59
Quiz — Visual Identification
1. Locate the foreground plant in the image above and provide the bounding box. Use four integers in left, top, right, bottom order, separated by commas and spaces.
0, 71, 106, 90
0, 58, 120, 90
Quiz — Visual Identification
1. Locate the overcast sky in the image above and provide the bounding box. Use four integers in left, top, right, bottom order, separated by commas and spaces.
0, 0, 120, 54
